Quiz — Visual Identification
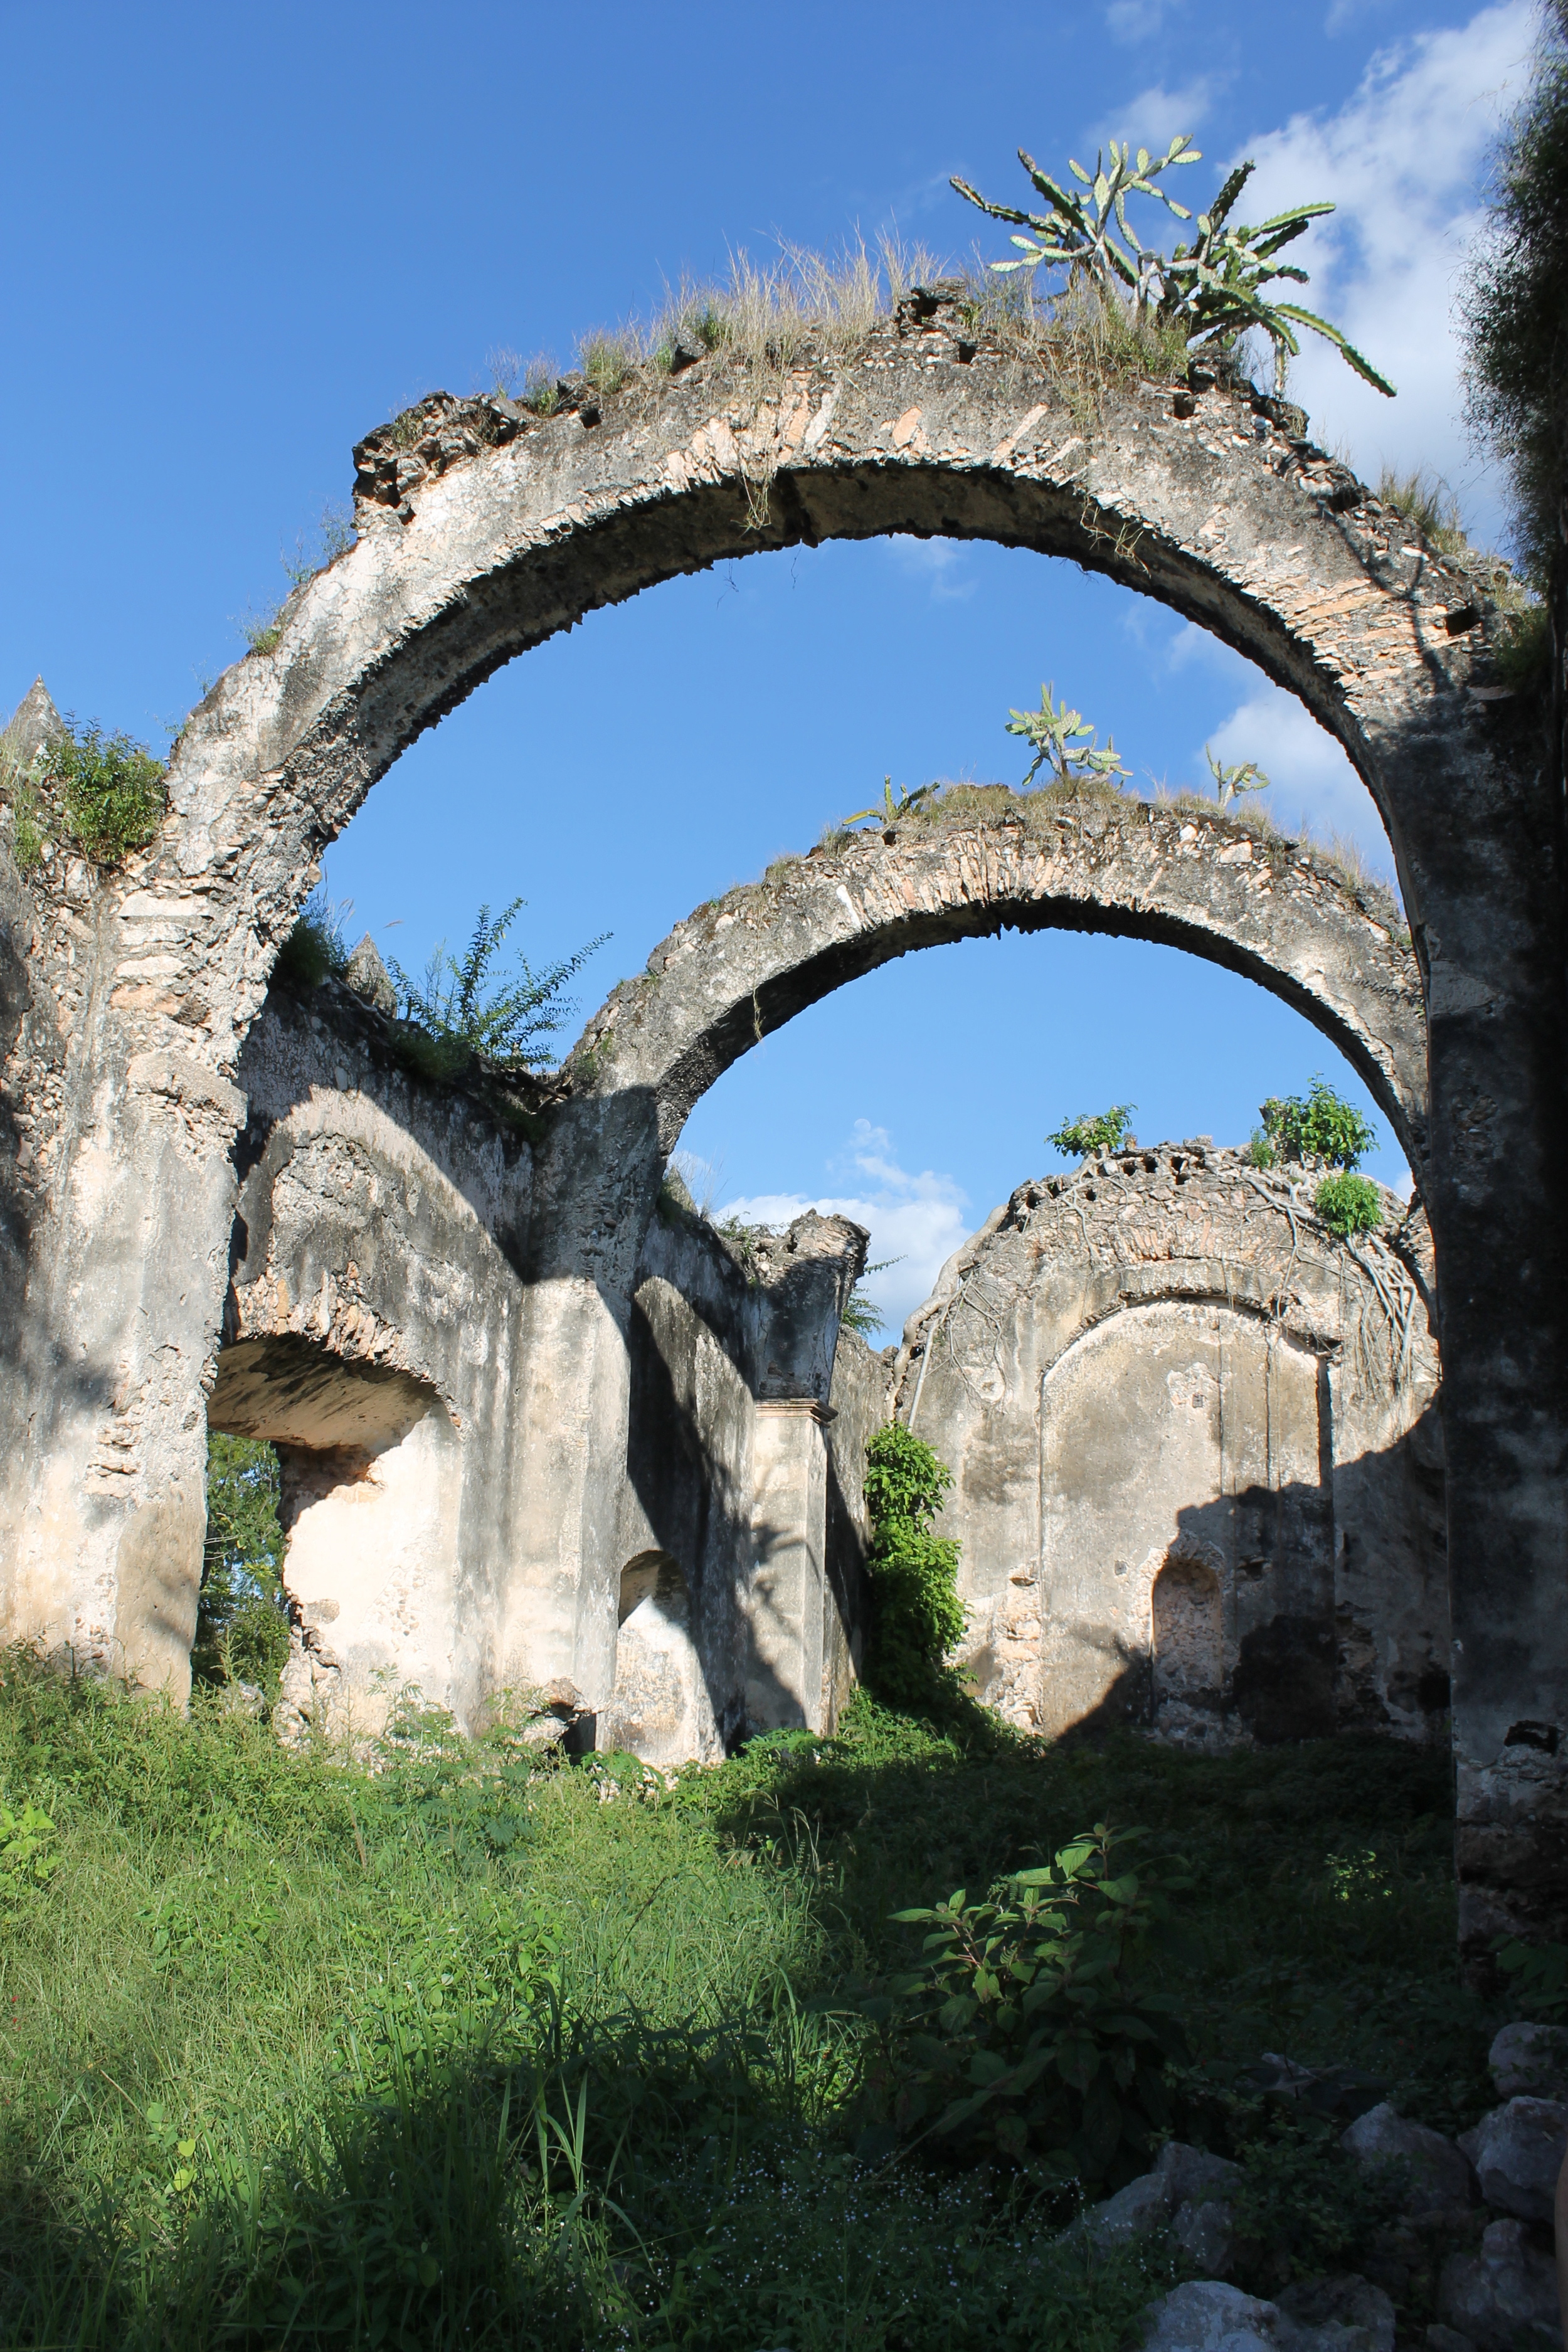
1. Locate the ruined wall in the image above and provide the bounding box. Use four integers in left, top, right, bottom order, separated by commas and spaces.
608, 1193, 872, 1760
4, 294, 1564, 1946
228, 971, 869, 1754
893, 1143, 1446, 1749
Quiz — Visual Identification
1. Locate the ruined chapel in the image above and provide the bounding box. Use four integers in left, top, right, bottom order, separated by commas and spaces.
1, 286, 1561, 1964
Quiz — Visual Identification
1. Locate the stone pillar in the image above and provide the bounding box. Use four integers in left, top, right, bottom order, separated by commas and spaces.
744, 1398, 832, 1733
1399, 711, 1568, 1964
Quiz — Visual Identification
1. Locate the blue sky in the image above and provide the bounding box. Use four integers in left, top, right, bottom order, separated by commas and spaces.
0, 0, 1537, 1330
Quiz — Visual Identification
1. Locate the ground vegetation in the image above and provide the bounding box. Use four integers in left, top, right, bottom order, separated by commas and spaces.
0, 1646, 1509, 2349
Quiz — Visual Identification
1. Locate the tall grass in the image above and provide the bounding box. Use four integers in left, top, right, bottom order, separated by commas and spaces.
0, 1655, 1498, 2348
485, 235, 1199, 437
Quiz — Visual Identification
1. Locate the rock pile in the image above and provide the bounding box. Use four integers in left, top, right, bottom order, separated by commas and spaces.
1119, 2025, 1567, 2352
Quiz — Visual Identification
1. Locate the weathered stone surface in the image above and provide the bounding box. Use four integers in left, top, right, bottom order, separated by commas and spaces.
1142, 2282, 1285, 2352
1276, 2275, 1397, 2352
1436, 2218, 1560, 2350
1081, 2141, 1239, 2274
1342, 2104, 1475, 2217
888, 1150, 1444, 1744
1488, 2020, 1568, 2102
344, 933, 396, 1017
2, 304, 1564, 1956
217, 978, 873, 1750
1458, 2098, 1568, 2221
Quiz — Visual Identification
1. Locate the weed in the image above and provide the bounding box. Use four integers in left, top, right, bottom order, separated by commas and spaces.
36, 718, 167, 867
272, 880, 352, 990
1259, 1078, 1375, 1170
1050, 1105, 1138, 1159
578, 332, 636, 398
1377, 465, 1470, 558
0, 725, 45, 871
1314, 1172, 1384, 1239
389, 898, 609, 1072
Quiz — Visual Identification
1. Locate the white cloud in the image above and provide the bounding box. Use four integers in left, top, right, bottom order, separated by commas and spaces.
1203, 687, 1397, 881
719, 1118, 973, 1340
887, 535, 976, 601
1093, 78, 1218, 157
1104, 0, 1179, 41
1231, 4, 1536, 541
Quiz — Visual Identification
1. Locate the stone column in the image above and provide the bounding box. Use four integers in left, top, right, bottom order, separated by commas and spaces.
743, 1398, 833, 1733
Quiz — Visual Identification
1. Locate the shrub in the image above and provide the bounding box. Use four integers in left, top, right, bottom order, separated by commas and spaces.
38, 719, 167, 866
194, 1435, 290, 1698
1048, 1104, 1136, 1159
272, 881, 352, 990
1313, 1172, 1383, 1240
1259, 1076, 1375, 1169
874, 1823, 1190, 2185
389, 898, 609, 1070
1246, 1128, 1275, 1168
862, 1426, 966, 1710
1461, 4, 1568, 593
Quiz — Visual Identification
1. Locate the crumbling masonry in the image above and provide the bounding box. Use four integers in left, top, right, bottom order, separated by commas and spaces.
1, 289, 1560, 1957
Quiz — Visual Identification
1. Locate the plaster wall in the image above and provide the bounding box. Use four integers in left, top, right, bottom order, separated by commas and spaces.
894, 1143, 1446, 1749
1, 297, 1561, 1947
224, 977, 871, 1752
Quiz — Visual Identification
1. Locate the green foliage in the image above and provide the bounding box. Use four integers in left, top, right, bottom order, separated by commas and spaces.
272, 880, 352, 990
953, 139, 1394, 395
1049, 1104, 1136, 1159
1259, 1076, 1376, 1170
0, 1639, 1495, 2349
389, 898, 609, 1070
1495, 1936, 1568, 2018
1008, 683, 1131, 792
34, 718, 167, 867
1246, 1129, 1275, 1168
0, 726, 45, 871
1461, 3, 1568, 588
194, 1436, 290, 1698
0, 1796, 57, 1902
579, 332, 635, 396
840, 1256, 902, 1340
876, 1824, 1190, 2183
862, 1426, 967, 1710
1206, 744, 1270, 809
1226, 2107, 1407, 2287
1313, 1172, 1384, 1241
839, 775, 941, 828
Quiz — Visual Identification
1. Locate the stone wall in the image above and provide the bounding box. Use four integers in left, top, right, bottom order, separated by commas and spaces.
221, 968, 871, 1752
608, 1196, 879, 1761
4, 290, 1565, 1947
892, 1143, 1446, 1749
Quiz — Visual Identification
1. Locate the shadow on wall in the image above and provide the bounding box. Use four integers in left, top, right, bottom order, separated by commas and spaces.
1042, 1480, 1416, 1749
619, 1286, 812, 1745
599, 1550, 723, 1766
206, 1332, 466, 1737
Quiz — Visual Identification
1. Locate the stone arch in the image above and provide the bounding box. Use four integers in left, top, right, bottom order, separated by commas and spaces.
6, 295, 1565, 1957
577, 797, 1428, 1174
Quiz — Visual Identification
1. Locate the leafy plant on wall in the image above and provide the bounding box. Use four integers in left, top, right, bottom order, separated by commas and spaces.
953, 137, 1395, 394
863, 1425, 967, 1710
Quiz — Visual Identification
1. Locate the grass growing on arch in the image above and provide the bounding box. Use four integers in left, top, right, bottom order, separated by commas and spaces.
0, 1648, 1502, 2348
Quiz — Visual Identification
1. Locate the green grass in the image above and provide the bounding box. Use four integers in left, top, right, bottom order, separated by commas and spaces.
0, 1656, 1503, 2348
